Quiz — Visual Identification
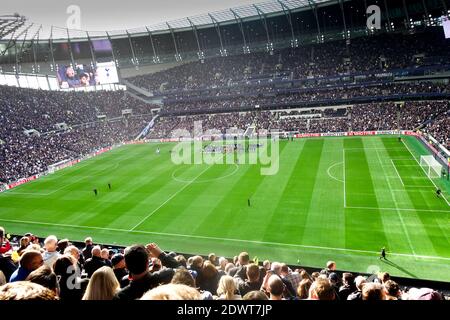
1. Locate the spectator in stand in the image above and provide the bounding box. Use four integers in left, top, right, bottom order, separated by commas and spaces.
311, 272, 320, 281
228, 251, 250, 278
404, 287, 443, 300
141, 283, 202, 300
101, 248, 112, 267
263, 260, 271, 271
216, 275, 242, 300
270, 262, 296, 299
53, 254, 87, 300
57, 239, 70, 254
0, 227, 17, 281
171, 268, 213, 300
0, 271, 5, 286
189, 255, 204, 278
347, 275, 367, 301
243, 290, 269, 300
114, 243, 179, 300
338, 272, 355, 300
208, 253, 218, 266
236, 263, 262, 296
362, 283, 385, 300
111, 253, 129, 288
320, 261, 336, 277
376, 272, 391, 284
308, 278, 336, 301
280, 263, 301, 292
297, 278, 312, 299
218, 257, 228, 273
9, 250, 43, 282
328, 272, 341, 300
82, 237, 94, 261
175, 255, 187, 268
82, 266, 120, 300
84, 246, 107, 278
383, 280, 402, 300
266, 275, 285, 301
64, 245, 84, 273
26, 265, 59, 297
17, 237, 30, 256
196, 261, 220, 295
0, 281, 58, 300
43, 235, 60, 268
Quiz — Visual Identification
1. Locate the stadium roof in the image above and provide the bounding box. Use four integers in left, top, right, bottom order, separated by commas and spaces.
0, 0, 338, 41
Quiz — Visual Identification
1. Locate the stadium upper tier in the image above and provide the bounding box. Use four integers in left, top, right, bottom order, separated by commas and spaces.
0, 0, 448, 70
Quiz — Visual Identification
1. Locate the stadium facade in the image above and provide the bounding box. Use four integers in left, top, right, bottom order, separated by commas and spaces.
0, 0, 449, 76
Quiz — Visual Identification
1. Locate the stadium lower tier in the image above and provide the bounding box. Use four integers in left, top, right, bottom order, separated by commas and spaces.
1, 99, 449, 184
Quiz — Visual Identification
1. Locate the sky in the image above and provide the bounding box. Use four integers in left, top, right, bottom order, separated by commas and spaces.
1, 0, 264, 31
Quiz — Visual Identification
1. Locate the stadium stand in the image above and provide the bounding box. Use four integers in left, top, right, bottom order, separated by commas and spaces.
0, 0, 449, 302
0, 229, 448, 300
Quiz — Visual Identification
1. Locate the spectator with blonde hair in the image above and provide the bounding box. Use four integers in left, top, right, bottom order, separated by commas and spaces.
362, 283, 385, 300
216, 275, 242, 300
141, 283, 202, 300
0, 281, 58, 300
83, 266, 120, 300
308, 278, 336, 300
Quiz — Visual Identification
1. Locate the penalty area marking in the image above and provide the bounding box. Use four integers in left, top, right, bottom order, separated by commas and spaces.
0, 217, 449, 261
345, 205, 450, 213
326, 162, 344, 183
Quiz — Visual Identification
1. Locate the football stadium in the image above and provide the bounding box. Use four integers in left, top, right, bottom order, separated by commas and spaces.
0, 0, 449, 302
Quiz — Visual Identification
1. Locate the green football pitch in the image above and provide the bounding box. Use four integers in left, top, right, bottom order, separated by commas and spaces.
0, 135, 449, 282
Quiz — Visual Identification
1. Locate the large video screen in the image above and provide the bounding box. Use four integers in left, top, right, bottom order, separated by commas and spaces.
443, 16, 450, 39
56, 61, 119, 89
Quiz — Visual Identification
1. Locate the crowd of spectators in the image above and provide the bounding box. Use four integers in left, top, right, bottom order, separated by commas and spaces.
148, 101, 449, 147
0, 86, 155, 184
160, 82, 450, 114
423, 109, 450, 149
127, 30, 450, 93
0, 227, 446, 300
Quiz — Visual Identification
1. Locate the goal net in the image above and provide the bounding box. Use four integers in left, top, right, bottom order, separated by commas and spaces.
419, 155, 442, 179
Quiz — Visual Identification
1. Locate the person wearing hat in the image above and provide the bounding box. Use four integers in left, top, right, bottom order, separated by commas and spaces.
111, 253, 129, 288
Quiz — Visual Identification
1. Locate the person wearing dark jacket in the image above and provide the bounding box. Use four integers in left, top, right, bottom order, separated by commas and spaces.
111, 253, 129, 288
339, 272, 356, 301
114, 243, 180, 300
82, 237, 94, 261
84, 246, 107, 278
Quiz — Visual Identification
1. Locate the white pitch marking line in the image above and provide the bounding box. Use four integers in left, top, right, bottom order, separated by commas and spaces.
326, 162, 344, 183
401, 140, 450, 207
390, 159, 405, 187
0, 217, 449, 261
345, 205, 450, 213
373, 143, 416, 257
343, 149, 347, 207
130, 165, 211, 231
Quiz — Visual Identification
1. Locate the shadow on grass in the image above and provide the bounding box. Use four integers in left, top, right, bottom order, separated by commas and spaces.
381, 258, 418, 279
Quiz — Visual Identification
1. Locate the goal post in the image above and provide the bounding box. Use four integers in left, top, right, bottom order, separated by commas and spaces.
420, 155, 442, 179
